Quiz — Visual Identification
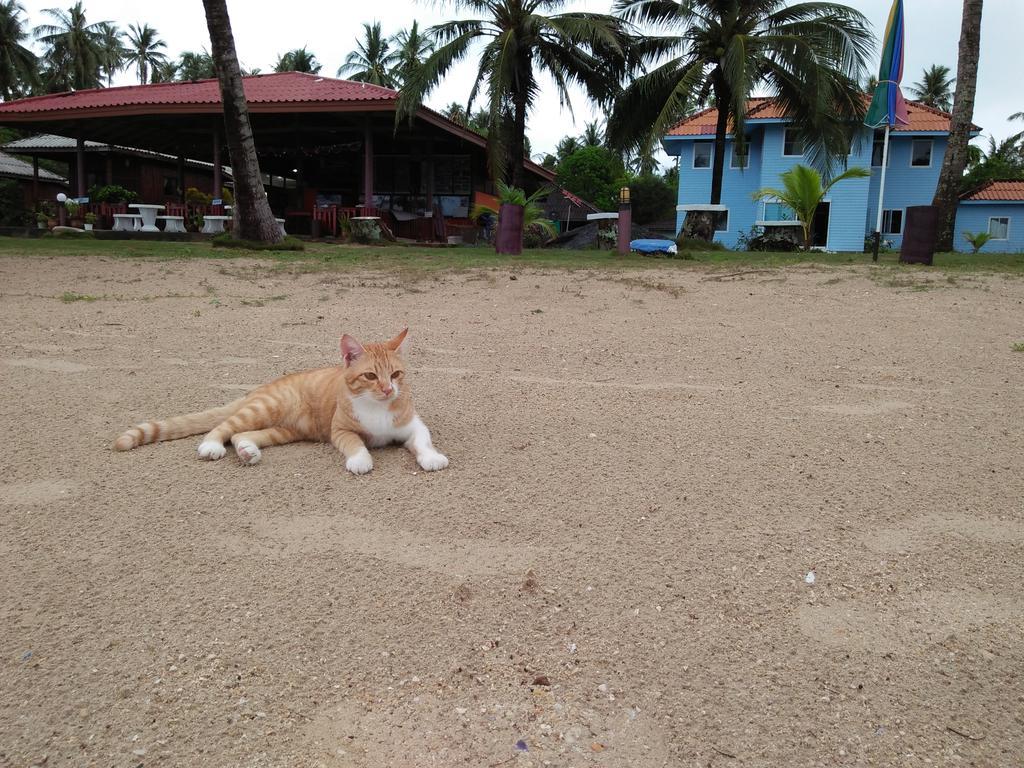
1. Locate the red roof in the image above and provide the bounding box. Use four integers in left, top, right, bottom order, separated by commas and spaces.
0, 72, 397, 117
667, 95, 971, 136
960, 179, 1024, 202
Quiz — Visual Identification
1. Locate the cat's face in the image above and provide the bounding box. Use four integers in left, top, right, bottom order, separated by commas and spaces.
341, 328, 408, 402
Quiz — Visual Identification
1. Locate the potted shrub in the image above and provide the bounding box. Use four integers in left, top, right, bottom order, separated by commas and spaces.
471, 181, 555, 255
84, 212, 98, 231
64, 200, 83, 228
36, 211, 49, 230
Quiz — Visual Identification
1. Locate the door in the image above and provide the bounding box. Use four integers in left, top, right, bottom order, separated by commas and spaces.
811, 202, 830, 248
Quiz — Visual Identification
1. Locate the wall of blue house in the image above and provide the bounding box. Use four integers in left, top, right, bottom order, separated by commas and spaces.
865, 134, 948, 248
953, 202, 1024, 252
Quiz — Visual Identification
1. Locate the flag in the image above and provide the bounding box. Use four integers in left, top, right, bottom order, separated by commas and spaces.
865, 0, 909, 128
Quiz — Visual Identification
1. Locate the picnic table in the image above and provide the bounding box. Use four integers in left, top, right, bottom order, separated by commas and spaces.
129, 203, 165, 233
112, 213, 142, 232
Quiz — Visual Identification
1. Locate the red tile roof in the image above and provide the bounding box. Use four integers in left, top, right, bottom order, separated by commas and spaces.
667, 96, 970, 136
0, 72, 397, 116
960, 179, 1024, 201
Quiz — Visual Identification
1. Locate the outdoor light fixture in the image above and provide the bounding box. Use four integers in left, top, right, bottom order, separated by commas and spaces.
56, 193, 67, 203
619, 186, 630, 204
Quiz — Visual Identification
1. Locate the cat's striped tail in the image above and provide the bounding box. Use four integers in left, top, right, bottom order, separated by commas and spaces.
113, 398, 246, 451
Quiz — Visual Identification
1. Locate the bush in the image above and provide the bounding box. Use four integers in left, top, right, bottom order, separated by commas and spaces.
522, 223, 552, 248
211, 233, 304, 251
629, 174, 675, 224
89, 184, 138, 204
0, 179, 25, 226
556, 146, 628, 211
186, 187, 213, 206
674, 235, 727, 252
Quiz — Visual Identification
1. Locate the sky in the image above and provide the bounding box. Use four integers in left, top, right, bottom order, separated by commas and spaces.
17, 0, 1024, 162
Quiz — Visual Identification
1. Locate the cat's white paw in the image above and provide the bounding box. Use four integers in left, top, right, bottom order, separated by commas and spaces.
197, 440, 227, 460
417, 450, 449, 472
346, 449, 374, 475
235, 439, 262, 465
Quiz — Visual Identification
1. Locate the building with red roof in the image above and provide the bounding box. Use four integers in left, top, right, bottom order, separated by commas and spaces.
661, 95, 1001, 253
954, 180, 1024, 253
0, 72, 556, 237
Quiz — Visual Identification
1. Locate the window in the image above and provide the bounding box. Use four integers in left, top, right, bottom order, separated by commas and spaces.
988, 217, 1010, 240
693, 141, 712, 168
911, 139, 933, 167
882, 209, 903, 235
763, 201, 796, 221
713, 210, 729, 232
783, 128, 804, 156
163, 176, 177, 196
731, 140, 750, 169
871, 130, 891, 167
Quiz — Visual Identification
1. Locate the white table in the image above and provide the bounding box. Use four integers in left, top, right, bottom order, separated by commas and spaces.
129, 204, 165, 233
112, 213, 143, 232
157, 215, 187, 233
201, 215, 230, 234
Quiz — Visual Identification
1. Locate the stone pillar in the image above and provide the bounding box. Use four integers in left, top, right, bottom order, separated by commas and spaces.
617, 187, 632, 256
363, 118, 374, 214
76, 136, 86, 198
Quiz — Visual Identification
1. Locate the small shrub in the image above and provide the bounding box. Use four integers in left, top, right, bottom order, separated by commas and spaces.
523, 223, 552, 248
89, 184, 138, 204
1012, 342, 1024, 353
186, 187, 213, 206
962, 230, 992, 254
674, 234, 727, 252
211, 233, 304, 251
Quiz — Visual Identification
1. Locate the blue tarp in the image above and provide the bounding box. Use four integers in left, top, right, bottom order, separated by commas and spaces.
630, 239, 677, 254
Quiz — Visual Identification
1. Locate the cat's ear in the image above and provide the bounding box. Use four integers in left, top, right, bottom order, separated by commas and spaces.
385, 327, 409, 353
340, 334, 365, 365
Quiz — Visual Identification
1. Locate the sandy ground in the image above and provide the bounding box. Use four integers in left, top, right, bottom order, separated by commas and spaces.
0, 255, 1022, 768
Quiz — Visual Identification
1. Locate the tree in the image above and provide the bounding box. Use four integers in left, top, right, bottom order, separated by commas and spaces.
556, 135, 581, 162
908, 64, 955, 111
95, 22, 123, 85
753, 164, 870, 250
556, 145, 628, 210
397, 1, 631, 188
175, 50, 216, 80
0, 1, 37, 99
387, 22, 433, 87
34, 2, 108, 91
201, 0, 282, 243
124, 23, 167, 84
441, 101, 467, 125
273, 46, 321, 74
580, 120, 604, 147
932, 0, 983, 252
338, 21, 394, 87
149, 59, 178, 83
629, 173, 675, 224
608, 0, 874, 219
959, 134, 1024, 193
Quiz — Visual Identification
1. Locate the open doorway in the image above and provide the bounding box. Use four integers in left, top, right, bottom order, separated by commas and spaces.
811, 202, 830, 248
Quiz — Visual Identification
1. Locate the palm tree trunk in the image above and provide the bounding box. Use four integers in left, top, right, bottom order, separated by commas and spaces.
201, 0, 282, 243
710, 80, 729, 206
932, 0, 983, 251
510, 89, 528, 190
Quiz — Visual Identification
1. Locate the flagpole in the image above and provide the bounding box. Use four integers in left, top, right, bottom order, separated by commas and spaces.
872, 123, 892, 262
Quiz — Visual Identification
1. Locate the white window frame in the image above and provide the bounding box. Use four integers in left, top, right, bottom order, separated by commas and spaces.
730, 141, 750, 169
762, 199, 796, 222
882, 208, 904, 235
782, 128, 804, 157
988, 216, 1010, 240
692, 141, 713, 169
910, 139, 933, 168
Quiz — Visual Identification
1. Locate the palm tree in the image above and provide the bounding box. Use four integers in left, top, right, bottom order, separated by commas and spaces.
176, 50, 216, 80
387, 21, 433, 87
580, 120, 604, 147
753, 164, 871, 250
338, 21, 394, 87
34, 2, 108, 91
608, 0, 874, 222
201, 0, 282, 243
149, 59, 178, 83
908, 64, 955, 111
556, 135, 581, 161
932, 0, 983, 251
273, 46, 321, 74
442, 102, 468, 126
397, 1, 632, 188
123, 22, 166, 84
0, 1, 37, 99
95, 22, 123, 85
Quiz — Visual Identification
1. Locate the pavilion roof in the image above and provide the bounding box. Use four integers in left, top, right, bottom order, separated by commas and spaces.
0, 150, 66, 183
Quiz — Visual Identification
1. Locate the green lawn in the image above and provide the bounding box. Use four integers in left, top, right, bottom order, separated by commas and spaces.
1, 235, 1022, 275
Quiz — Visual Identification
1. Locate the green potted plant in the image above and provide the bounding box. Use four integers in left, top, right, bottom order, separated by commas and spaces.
36, 211, 49, 230
64, 200, 83, 228
471, 181, 555, 255
84, 212, 98, 231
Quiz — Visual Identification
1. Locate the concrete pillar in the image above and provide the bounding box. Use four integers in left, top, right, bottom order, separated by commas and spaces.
363, 118, 374, 213
76, 136, 86, 198
212, 131, 222, 199
617, 187, 632, 256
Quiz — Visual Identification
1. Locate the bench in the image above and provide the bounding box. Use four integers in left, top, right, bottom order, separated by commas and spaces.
200, 215, 231, 234
112, 213, 143, 232
276, 218, 286, 236
157, 215, 186, 234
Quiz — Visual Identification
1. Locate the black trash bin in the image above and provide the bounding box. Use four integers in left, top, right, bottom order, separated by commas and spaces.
899, 205, 939, 265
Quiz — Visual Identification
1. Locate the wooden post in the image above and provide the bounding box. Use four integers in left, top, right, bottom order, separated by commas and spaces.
105, 153, 113, 185
32, 155, 39, 204
212, 130, 222, 198
177, 152, 186, 203
425, 138, 434, 210
76, 136, 86, 198
363, 117, 374, 214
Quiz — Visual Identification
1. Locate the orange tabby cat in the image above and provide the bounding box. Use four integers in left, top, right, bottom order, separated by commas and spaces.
113, 328, 448, 474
